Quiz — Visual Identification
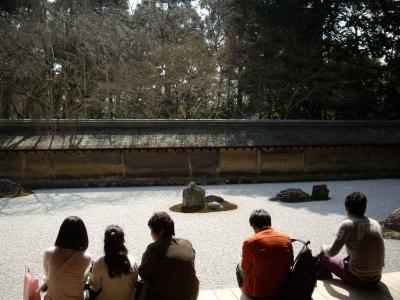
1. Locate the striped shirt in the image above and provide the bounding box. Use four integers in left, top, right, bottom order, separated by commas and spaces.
323, 216, 385, 278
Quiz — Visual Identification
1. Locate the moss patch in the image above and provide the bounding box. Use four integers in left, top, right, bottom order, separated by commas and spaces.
0, 191, 33, 198
379, 221, 400, 240
170, 201, 238, 213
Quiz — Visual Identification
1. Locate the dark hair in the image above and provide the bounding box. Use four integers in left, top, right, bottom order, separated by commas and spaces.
148, 212, 175, 238
104, 225, 132, 278
345, 192, 367, 217
249, 209, 271, 229
55, 216, 89, 251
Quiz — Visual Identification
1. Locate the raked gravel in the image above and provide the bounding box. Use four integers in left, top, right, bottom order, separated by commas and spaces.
1, 179, 399, 300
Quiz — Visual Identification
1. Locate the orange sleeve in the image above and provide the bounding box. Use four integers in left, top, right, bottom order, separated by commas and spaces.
241, 240, 252, 273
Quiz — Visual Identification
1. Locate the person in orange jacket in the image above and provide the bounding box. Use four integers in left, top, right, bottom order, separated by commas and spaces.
236, 209, 293, 300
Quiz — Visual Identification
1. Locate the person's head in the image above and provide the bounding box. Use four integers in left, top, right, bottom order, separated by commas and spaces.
104, 225, 131, 278
345, 192, 367, 217
249, 209, 271, 232
55, 216, 88, 251
148, 212, 175, 241
104, 225, 126, 256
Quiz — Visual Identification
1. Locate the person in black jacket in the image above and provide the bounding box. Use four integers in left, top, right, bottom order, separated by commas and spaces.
138, 212, 199, 300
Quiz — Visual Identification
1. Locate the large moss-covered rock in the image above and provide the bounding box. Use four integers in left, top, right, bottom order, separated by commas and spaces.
270, 188, 311, 203
182, 182, 205, 208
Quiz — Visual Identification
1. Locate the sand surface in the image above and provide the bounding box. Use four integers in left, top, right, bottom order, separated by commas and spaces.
1, 179, 399, 299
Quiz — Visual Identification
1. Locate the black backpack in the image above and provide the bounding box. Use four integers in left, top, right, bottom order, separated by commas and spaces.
281, 239, 318, 300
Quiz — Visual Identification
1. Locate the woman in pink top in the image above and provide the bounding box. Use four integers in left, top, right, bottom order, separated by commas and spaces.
43, 216, 92, 300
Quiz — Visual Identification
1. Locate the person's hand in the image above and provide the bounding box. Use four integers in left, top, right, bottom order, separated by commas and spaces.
321, 245, 328, 253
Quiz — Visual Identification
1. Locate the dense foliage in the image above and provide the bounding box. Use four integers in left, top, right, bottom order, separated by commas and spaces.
0, 0, 399, 119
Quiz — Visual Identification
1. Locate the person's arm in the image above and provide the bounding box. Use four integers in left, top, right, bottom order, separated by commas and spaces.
138, 246, 156, 281
289, 242, 294, 266
88, 260, 102, 293
84, 254, 93, 283
322, 222, 350, 257
129, 256, 139, 284
241, 240, 252, 274
43, 250, 49, 282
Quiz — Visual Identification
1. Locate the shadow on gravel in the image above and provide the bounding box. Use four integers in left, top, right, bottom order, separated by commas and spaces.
0, 185, 183, 217
0, 193, 90, 216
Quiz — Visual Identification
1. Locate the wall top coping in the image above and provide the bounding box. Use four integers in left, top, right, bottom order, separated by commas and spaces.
1, 119, 399, 150
1, 119, 400, 129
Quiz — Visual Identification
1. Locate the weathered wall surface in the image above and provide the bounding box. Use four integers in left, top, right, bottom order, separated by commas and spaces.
260, 150, 304, 173
123, 151, 189, 177
304, 147, 373, 172
372, 145, 400, 170
1, 145, 399, 188
219, 149, 257, 174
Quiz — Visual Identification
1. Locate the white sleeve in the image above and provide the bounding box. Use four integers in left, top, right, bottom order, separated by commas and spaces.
43, 249, 50, 281
89, 259, 103, 292
323, 221, 350, 257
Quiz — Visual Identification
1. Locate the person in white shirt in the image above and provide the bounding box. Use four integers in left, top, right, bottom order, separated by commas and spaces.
318, 192, 385, 288
89, 225, 139, 300
43, 216, 92, 300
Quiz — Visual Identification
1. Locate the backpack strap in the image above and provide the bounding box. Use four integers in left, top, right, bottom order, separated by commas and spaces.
38, 251, 80, 292
290, 238, 310, 246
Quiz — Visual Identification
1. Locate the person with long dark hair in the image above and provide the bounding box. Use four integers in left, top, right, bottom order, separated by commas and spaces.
43, 216, 92, 300
89, 225, 138, 300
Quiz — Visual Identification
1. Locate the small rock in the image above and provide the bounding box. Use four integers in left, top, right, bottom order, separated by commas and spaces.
311, 184, 330, 200
384, 208, 400, 232
205, 195, 225, 203
182, 182, 205, 208
208, 201, 222, 210
271, 188, 311, 203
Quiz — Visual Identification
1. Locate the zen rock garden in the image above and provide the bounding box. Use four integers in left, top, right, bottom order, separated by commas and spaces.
170, 182, 237, 213
270, 184, 330, 202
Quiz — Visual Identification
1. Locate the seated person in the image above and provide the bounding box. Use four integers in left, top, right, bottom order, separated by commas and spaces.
138, 212, 199, 300
236, 209, 293, 300
318, 192, 385, 288
89, 225, 139, 300
43, 216, 92, 300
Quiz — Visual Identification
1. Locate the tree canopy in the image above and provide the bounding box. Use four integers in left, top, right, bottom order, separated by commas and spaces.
0, 0, 399, 119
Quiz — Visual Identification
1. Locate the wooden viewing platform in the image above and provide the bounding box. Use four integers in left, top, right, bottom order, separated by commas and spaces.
198, 272, 400, 300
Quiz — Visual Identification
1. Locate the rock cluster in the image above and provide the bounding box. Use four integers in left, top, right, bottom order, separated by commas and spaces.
182, 182, 227, 211
271, 184, 330, 202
